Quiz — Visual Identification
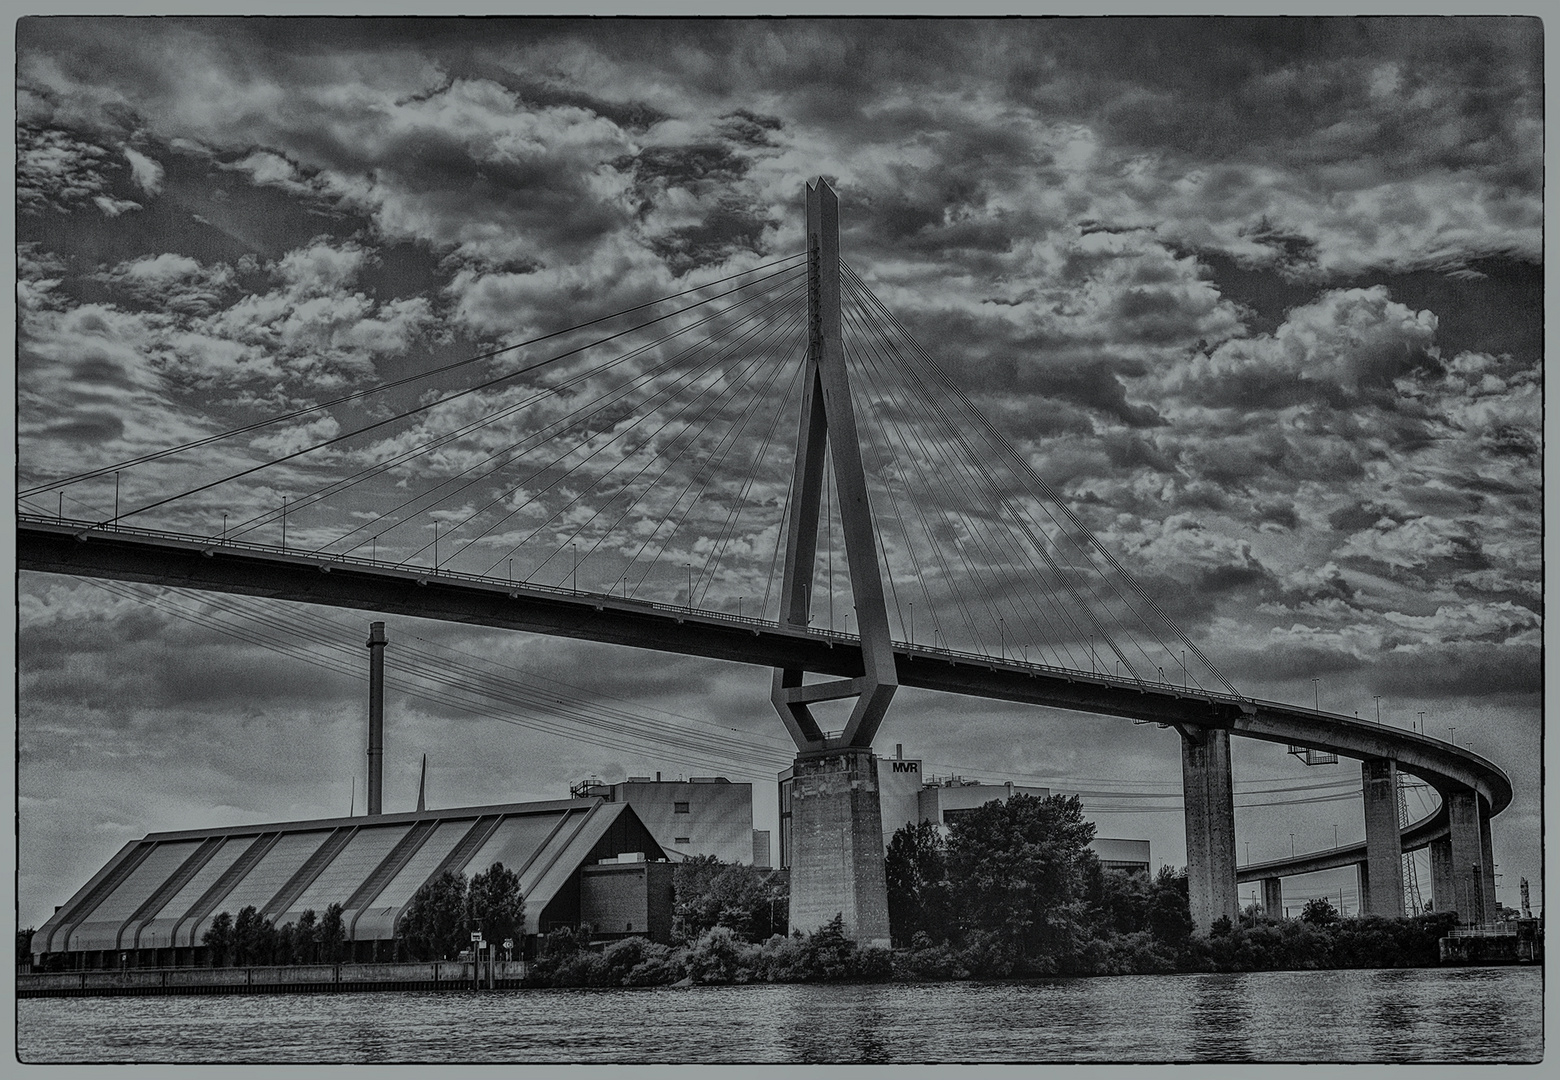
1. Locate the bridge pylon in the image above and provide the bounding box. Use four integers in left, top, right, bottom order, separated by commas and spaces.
771, 179, 895, 946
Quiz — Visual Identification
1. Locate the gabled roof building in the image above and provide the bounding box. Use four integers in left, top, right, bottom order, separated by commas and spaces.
34, 797, 666, 969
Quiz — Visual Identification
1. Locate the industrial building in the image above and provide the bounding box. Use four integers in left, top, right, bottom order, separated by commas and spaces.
31, 796, 670, 970
570, 774, 770, 866
779, 747, 1150, 875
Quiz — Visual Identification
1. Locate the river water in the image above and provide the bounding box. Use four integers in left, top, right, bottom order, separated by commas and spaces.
17, 966, 1541, 1064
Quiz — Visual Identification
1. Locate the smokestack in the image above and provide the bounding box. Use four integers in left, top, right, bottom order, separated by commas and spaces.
366, 622, 386, 816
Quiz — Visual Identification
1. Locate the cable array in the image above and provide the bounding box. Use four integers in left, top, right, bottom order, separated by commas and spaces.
836, 260, 1240, 697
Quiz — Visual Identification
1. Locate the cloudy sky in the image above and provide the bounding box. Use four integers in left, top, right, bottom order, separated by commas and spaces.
15, 17, 1543, 926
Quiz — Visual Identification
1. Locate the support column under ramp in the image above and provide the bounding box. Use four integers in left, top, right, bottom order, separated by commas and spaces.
771, 180, 895, 946
1181, 726, 1238, 932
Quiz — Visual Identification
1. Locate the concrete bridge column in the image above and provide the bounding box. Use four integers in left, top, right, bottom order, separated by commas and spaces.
786, 748, 891, 946
1429, 836, 1455, 913
1360, 758, 1404, 916
1357, 861, 1371, 916
1261, 877, 1282, 919
1181, 726, 1238, 932
1446, 787, 1487, 924
1479, 795, 1498, 920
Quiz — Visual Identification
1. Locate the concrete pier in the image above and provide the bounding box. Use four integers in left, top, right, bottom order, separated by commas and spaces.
1181, 726, 1238, 932
1447, 788, 1487, 923
1478, 796, 1498, 922
1430, 836, 1455, 913
1261, 876, 1282, 919
785, 748, 891, 946
1360, 758, 1405, 916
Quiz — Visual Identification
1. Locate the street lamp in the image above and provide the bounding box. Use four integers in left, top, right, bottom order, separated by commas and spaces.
1333, 824, 1339, 850
685, 563, 692, 609
1290, 832, 1295, 858
909, 602, 914, 645
1449, 725, 1456, 746
1312, 678, 1320, 711
1374, 695, 1381, 724
572, 543, 578, 594
221, 512, 228, 541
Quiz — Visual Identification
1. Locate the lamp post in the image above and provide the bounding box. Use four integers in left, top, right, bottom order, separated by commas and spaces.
572, 543, 578, 594
1290, 832, 1295, 858
281, 496, 288, 551
221, 512, 227, 542
909, 602, 914, 645
1333, 824, 1339, 850
1418, 711, 1425, 734
1374, 695, 1381, 724
685, 563, 692, 609
1449, 725, 1456, 746
1312, 678, 1320, 711
999, 618, 1006, 660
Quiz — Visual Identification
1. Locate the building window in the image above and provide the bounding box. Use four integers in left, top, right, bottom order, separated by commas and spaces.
675, 837, 690, 845
674, 802, 690, 814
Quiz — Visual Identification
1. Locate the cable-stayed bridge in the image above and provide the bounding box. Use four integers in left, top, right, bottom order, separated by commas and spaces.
18, 180, 1509, 939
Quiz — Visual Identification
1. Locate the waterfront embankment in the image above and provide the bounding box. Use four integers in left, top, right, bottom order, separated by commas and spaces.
18, 958, 526, 998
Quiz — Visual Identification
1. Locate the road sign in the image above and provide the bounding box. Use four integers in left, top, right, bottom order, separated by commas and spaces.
470, 931, 482, 941
503, 938, 513, 949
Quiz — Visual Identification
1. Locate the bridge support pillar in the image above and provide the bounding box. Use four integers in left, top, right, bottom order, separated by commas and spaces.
1261, 877, 1282, 920
1429, 836, 1455, 913
1360, 758, 1404, 917
1478, 795, 1498, 922
1180, 726, 1238, 932
785, 748, 891, 947
1447, 787, 1487, 924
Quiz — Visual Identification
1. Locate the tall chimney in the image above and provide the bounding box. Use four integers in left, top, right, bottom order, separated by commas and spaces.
366, 621, 387, 816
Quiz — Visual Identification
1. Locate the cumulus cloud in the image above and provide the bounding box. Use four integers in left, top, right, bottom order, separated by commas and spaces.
13, 17, 1542, 922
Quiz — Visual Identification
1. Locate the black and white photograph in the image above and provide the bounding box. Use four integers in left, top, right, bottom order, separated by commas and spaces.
13, 14, 1544, 1066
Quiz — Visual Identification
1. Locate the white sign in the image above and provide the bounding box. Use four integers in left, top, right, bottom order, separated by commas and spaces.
470, 931, 483, 941
503, 938, 514, 949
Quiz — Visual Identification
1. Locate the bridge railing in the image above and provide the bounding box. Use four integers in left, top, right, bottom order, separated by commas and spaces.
23, 513, 1480, 746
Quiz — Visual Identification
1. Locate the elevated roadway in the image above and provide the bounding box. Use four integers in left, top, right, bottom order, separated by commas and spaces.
19, 516, 1511, 915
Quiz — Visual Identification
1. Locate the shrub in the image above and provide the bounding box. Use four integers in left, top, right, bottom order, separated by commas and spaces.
685, 925, 757, 985
623, 943, 685, 986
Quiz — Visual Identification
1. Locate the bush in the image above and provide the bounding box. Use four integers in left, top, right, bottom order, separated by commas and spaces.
623, 943, 685, 986
893, 931, 970, 980
685, 925, 758, 984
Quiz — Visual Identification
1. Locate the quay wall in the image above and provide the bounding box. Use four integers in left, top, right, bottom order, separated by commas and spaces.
17, 960, 528, 998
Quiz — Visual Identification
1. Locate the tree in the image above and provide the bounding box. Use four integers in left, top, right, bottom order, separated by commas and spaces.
943, 793, 1097, 970
202, 911, 235, 967
317, 903, 348, 964
232, 905, 276, 966
293, 909, 319, 964
400, 870, 470, 960
467, 862, 525, 950
1300, 897, 1340, 927
672, 856, 786, 943
885, 820, 951, 946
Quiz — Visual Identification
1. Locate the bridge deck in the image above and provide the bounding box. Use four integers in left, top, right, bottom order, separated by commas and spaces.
19, 516, 1511, 883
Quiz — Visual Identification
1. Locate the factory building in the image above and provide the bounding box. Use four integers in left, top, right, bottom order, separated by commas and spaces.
31, 796, 669, 970
779, 747, 1150, 875
570, 775, 770, 866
